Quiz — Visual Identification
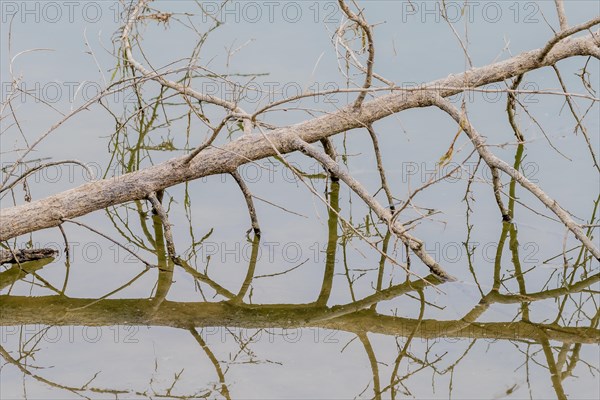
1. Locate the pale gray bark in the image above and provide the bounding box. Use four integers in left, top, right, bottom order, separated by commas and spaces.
0, 32, 598, 241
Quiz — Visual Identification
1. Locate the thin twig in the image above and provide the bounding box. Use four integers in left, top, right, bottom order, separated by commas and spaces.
337, 0, 375, 109
552, 65, 600, 173
63, 219, 156, 268
538, 17, 600, 62
147, 192, 176, 258
366, 124, 394, 211
230, 170, 261, 236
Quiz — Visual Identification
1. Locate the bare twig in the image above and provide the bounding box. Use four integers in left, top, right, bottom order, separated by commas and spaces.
183, 117, 230, 164
0, 160, 94, 195
290, 135, 456, 281
337, 0, 375, 109
121, 0, 252, 131
538, 18, 600, 62
490, 162, 509, 220
230, 170, 261, 236
366, 124, 395, 211
63, 219, 156, 268
431, 95, 600, 260
441, 0, 473, 68
507, 74, 525, 142
552, 65, 600, 173
147, 192, 176, 258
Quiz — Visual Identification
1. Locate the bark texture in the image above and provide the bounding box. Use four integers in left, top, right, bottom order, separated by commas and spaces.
0, 248, 58, 264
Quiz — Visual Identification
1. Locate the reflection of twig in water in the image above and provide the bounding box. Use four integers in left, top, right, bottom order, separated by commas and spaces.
358, 332, 382, 400
389, 290, 425, 399
254, 259, 309, 280
233, 234, 261, 303
188, 328, 231, 400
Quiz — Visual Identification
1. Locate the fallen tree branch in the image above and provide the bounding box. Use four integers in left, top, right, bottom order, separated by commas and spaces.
1, 32, 598, 241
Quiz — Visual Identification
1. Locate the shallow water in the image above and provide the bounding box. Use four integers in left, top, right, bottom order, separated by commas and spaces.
1, 1, 599, 399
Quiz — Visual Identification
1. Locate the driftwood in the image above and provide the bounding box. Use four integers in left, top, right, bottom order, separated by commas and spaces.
1, 32, 598, 242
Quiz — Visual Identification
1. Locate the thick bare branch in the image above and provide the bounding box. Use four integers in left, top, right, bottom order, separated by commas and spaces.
1, 32, 598, 241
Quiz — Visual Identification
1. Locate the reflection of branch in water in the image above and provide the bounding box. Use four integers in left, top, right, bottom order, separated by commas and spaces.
390, 290, 425, 400
2, 252, 599, 398
554, 194, 600, 324
0, 343, 129, 397
317, 175, 339, 306
175, 257, 236, 300
380, 344, 446, 399
189, 328, 231, 400
487, 273, 600, 304
0, 257, 55, 291
309, 274, 442, 323
68, 267, 151, 311
2, 296, 597, 344
540, 336, 567, 400
371, 229, 391, 312
0, 341, 214, 399
151, 211, 174, 307
438, 339, 478, 399
357, 332, 382, 400
253, 259, 309, 280
233, 234, 261, 304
